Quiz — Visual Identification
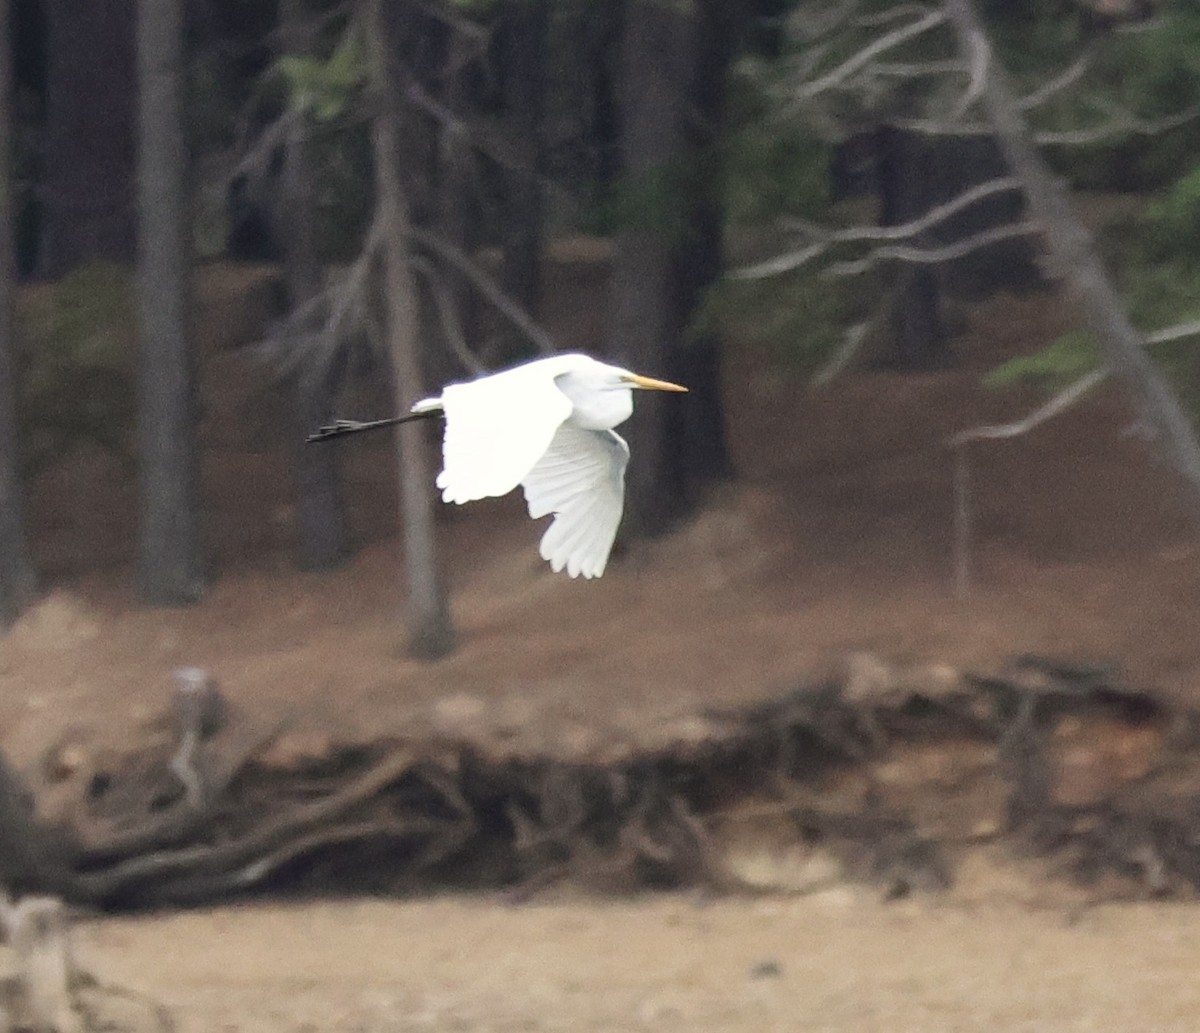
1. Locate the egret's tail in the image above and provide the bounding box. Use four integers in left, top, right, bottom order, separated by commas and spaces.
307, 404, 443, 443
411, 396, 443, 415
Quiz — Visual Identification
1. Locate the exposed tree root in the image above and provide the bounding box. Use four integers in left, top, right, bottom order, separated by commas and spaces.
2, 654, 1199, 910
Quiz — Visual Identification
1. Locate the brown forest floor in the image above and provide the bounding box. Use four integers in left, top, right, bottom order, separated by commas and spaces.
6, 250, 1200, 1030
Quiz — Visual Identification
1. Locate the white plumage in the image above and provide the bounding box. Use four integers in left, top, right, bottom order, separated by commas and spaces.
415, 353, 686, 579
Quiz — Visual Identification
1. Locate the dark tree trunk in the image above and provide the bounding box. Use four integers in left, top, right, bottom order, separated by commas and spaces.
924, 135, 1040, 300
429, 25, 480, 385
610, 0, 694, 536
0, 0, 37, 628
673, 0, 737, 486
872, 123, 1042, 369
366, 0, 456, 660
611, 0, 737, 536
280, 0, 349, 570
875, 126, 947, 370
497, 0, 548, 362
41, 0, 137, 275
588, 4, 622, 196
136, 0, 204, 605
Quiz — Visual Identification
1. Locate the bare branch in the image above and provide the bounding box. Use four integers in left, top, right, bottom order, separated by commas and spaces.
402, 78, 556, 195
733, 177, 1024, 281
407, 0, 491, 51
788, 176, 1022, 242
227, 107, 299, 187
947, 318, 1200, 455
823, 220, 1040, 277
794, 7, 948, 103
949, 369, 1108, 448
948, 368, 1107, 598
854, 4, 938, 28
952, 26, 988, 118
1034, 104, 1199, 146
791, 0, 864, 43
1147, 319, 1200, 346
248, 204, 384, 386
890, 116, 999, 137
728, 242, 827, 281
410, 227, 557, 356
1018, 53, 1091, 111
812, 320, 871, 387
871, 59, 966, 79
892, 105, 1197, 144
953, 445, 971, 598
328, 205, 385, 343
409, 253, 487, 376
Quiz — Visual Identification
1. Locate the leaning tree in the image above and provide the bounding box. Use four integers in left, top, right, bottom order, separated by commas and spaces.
0, 0, 37, 628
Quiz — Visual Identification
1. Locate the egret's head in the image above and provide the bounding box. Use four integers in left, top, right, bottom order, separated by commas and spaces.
555, 356, 687, 430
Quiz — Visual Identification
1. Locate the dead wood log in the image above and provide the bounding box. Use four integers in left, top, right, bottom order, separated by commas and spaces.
0, 896, 82, 1033
73, 746, 419, 902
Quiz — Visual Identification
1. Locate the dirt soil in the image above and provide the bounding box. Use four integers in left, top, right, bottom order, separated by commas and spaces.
6, 251, 1200, 1030
75, 886, 1200, 1033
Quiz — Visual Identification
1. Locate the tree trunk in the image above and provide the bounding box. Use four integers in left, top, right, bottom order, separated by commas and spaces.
875, 126, 947, 370
365, 0, 456, 660
673, 0, 737, 486
923, 134, 1039, 300
41, 0, 137, 275
943, 0, 1200, 520
280, 0, 349, 570
136, 0, 204, 605
611, 0, 736, 536
498, 0, 548, 362
429, 25, 480, 385
610, 0, 697, 537
0, 0, 37, 629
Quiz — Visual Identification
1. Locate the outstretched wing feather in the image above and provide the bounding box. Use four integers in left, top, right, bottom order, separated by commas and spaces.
521, 426, 629, 579
435, 366, 573, 503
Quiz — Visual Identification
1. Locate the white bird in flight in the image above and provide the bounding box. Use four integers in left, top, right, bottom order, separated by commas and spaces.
310, 353, 688, 578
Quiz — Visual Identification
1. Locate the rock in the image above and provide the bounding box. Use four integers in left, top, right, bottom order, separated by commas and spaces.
749, 960, 782, 979
43, 743, 90, 784
899, 663, 963, 702
842, 651, 896, 706
9, 593, 100, 652
432, 693, 488, 732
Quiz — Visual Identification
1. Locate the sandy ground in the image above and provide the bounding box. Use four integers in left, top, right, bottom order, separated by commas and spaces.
79, 884, 1200, 1033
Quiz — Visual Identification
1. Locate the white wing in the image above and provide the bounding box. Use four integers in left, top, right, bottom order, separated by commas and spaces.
520, 425, 630, 579
435, 365, 573, 504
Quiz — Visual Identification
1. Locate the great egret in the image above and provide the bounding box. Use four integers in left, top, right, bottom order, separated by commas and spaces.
310, 353, 688, 578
